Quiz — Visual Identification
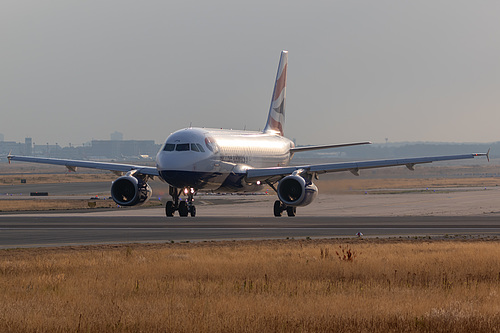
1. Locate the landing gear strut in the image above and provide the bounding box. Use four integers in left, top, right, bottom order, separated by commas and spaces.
273, 200, 296, 217
165, 186, 196, 217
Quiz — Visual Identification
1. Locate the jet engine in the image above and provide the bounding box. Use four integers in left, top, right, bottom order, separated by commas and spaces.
111, 174, 152, 206
277, 173, 318, 207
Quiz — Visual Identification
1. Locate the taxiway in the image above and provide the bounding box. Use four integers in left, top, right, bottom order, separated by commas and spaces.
1, 188, 500, 248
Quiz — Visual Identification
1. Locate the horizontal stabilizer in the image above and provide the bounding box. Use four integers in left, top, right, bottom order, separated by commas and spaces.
290, 141, 372, 153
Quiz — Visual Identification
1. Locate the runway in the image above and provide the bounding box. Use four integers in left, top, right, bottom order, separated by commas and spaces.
1, 215, 500, 248
1, 188, 500, 248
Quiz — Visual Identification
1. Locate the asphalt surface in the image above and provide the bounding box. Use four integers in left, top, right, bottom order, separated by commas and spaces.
1, 184, 500, 248
1, 213, 500, 248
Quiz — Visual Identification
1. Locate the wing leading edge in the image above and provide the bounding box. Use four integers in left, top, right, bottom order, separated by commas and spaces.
246, 153, 489, 182
7, 155, 159, 177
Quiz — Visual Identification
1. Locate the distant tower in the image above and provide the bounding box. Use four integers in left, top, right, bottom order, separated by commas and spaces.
25, 137, 33, 156
0, 133, 4, 142
111, 131, 123, 141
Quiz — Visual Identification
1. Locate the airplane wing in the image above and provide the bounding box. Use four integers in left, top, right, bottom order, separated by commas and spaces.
7, 155, 159, 177
246, 152, 489, 183
290, 141, 372, 153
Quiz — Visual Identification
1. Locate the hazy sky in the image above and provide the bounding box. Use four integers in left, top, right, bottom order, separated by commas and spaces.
1, 1, 499, 146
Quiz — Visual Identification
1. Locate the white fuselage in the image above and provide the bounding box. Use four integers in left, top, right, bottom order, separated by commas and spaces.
156, 127, 295, 191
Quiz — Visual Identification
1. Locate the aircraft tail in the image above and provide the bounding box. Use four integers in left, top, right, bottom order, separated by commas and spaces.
264, 50, 288, 136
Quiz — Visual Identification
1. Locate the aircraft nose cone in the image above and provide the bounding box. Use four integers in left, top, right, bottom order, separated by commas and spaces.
157, 151, 200, 171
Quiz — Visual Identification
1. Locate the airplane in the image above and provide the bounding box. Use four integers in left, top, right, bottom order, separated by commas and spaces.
8, 50, 488, 217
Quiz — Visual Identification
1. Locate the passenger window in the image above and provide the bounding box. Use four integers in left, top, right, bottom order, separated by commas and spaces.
175, 143, 190, 151
191, 143, 200, 152
196, 143, 205, 152
163, 143, 175, 151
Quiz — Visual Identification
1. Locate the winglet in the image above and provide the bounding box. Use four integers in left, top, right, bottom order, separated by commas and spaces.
473, 149, 490, 162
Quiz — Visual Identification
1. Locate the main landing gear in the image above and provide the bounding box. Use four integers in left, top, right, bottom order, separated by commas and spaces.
165, 186, 196, 217
273, 200, 296, 217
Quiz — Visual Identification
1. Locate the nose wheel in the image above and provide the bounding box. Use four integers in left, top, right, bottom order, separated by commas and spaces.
165, 186, 196, 217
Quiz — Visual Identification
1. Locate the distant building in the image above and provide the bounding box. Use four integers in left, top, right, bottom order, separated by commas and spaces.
110, 131, 124, 141
90, 140, 160, 158
0, 141, 23, 155
0, 133, 4, 142
24, 137, 33, 156
33, 143, 62, 157
0, 136, 161, 160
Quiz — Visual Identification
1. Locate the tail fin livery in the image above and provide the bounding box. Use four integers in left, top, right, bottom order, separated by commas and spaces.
264, 50, 288, 136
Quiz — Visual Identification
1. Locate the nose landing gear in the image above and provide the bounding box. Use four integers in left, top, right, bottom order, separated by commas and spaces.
165, 186, 196, 217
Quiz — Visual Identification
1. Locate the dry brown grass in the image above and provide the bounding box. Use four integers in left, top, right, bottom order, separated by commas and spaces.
0, 173, 116, 185
0, 199, 162, 212
316, 177, 500, 193
1, 239, 500, 332
0, 199, 117, 212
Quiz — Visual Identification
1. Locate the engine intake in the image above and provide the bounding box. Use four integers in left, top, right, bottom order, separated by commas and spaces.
111, 175, 152, 206
277, 174, 318, 207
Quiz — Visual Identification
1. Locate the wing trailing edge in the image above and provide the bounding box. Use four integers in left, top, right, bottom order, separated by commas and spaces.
246, 152, 489, 182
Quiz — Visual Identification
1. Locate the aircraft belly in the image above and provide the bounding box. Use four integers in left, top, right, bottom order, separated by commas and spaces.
159, 170, 228, 190
217, 172, 264, 192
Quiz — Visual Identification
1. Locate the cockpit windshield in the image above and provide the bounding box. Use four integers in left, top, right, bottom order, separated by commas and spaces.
163, 143, 206, 153
196, 144, 205, 152
163, 143, 175, 151
175, 143, 190, 151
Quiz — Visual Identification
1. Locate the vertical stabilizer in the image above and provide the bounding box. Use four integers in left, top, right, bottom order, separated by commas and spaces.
264, 50, 288, 136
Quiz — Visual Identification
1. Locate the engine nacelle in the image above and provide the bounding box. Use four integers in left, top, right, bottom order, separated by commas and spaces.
277, 174, 318, 207
111, 175, 152, 206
